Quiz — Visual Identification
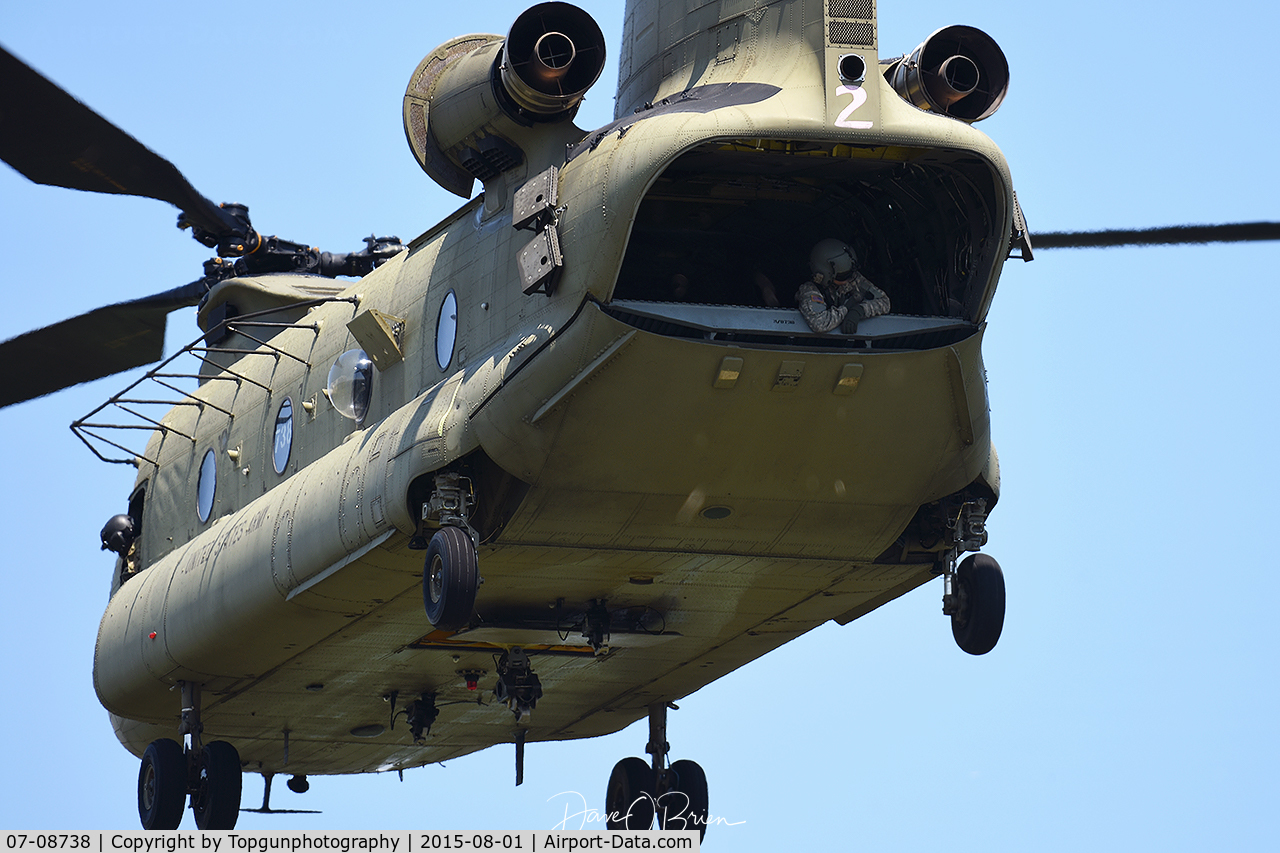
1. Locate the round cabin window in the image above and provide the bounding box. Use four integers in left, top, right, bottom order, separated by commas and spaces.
436, 290, 458, 371
196, 449, 216, 522
272, 398, 294, 474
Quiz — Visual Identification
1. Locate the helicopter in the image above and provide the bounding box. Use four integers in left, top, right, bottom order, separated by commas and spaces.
2, 0, 1280, 835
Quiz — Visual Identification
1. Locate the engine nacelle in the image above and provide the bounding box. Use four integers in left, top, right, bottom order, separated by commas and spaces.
403, 2, 605, 197
884, 25, 1009, 123
500, 4, 606, 116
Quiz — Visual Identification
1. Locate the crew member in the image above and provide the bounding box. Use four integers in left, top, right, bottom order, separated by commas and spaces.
797, 238, 889, 333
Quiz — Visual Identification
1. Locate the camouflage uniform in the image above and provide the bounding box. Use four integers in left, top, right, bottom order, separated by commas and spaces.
796, 271, 890, 333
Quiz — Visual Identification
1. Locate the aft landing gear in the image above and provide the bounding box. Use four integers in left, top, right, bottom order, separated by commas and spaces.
136, 682, 242, 830
605, 702, 710, 840
420, 474, 480, 632
935, 498, 1006, 655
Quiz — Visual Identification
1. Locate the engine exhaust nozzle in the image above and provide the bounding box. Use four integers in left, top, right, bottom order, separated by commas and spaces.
888, 25, 1009, 122
500, 2, 605, 117
530, 32, 576, 86
928, 55, 980, 107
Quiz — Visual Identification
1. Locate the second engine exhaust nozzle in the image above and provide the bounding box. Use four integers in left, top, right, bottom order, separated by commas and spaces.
888, 25, 1009, 122
501, 2, 606, 117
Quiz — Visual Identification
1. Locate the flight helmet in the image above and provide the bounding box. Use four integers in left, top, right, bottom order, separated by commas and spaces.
809, 238, 857, 282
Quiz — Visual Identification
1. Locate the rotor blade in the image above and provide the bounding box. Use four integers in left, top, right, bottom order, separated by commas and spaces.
0, 281, 205, 408
0, 44, 239, 238
1033, 222, 1280, 249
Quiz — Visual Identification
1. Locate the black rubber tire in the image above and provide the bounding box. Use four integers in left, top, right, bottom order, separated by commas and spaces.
138, 738, 186, 830
191, 740, 242, 830
658, 759, 709, 840
951, 553, 1005, 655
606, 757, 656, 830
423, 526, 478, 631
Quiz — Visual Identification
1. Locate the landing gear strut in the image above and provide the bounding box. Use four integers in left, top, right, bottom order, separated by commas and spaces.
605, 702, 709, 840
136, 681, 242, 830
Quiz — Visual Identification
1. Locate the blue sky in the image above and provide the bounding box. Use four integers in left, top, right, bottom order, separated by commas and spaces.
1, 1, 1277, 848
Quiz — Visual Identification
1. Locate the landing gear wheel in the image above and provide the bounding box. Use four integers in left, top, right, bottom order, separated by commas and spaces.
951, 553, 1005, 655
658, 759, 709, 840
138, 738, 186, 830
423, 526, 478, 631
191, 740, 242, 830
606, 757, 656, 830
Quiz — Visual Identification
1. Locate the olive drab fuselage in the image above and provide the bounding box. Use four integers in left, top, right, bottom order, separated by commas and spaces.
96, 0, 1016, 778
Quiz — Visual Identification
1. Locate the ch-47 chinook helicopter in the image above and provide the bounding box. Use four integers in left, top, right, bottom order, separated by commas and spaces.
3, 0, 1278, 836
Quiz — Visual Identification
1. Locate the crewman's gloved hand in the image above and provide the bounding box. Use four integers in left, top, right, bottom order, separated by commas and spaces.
841, 302, 865, 334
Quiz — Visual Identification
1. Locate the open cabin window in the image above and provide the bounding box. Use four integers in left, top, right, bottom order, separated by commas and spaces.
610, 141, 1003, 337
108, 484, 148, 595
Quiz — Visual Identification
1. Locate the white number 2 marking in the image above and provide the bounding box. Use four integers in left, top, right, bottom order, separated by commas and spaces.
835, 85, 873, 129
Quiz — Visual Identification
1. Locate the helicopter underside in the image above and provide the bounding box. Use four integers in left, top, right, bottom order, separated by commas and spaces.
113, 532, 937, 776
110, 300, 993, 779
